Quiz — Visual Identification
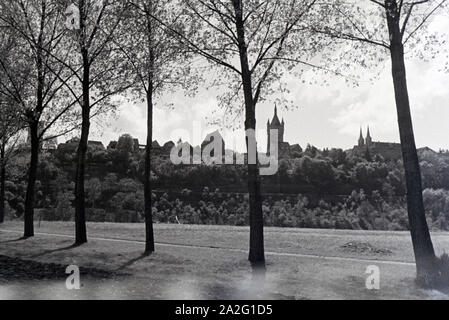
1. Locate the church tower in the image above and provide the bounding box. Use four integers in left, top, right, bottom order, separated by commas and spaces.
366, 126, 372, 148
358, 127, 365, 147
267, 105, 285, 154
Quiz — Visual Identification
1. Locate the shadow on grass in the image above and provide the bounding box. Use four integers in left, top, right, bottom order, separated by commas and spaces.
0, 237, 28, 244
29, 243, 82, 259
116, 253, 152, 272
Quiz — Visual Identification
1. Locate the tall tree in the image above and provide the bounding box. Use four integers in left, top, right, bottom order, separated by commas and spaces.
152, 0, 318, 266
62, 0, 131, 244
123, 0, 195, 254
0, 1, 78, 236
313, 0, 448, 284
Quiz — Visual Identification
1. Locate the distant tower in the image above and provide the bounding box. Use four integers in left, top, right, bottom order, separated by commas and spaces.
267, 105, 285, 153
358, 127, 365, 147
366, 126, 372, 147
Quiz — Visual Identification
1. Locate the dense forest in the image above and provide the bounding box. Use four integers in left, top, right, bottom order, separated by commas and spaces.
4, 134, 449, 232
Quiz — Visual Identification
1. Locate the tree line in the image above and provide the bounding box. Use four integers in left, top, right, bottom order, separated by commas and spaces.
5, 149, 449, 232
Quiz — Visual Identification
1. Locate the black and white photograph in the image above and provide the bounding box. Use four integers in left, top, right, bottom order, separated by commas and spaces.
1, 0, 449, 308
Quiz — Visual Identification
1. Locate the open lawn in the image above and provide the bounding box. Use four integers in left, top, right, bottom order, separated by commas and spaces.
1, 221, 449, 300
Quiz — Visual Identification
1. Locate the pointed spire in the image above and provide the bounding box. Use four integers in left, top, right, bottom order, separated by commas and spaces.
270, 104, 281, 126
358, 126, 365, 147
367, 126, 371, 138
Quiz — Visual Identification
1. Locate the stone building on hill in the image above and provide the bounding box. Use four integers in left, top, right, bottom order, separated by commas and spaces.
267, 106, 302, 159
24, 121, 58, 151
57, 137, 105, 154
353, 127, 402, 160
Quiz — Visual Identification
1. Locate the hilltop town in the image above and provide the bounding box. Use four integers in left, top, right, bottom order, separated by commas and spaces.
32, 106, 437, 164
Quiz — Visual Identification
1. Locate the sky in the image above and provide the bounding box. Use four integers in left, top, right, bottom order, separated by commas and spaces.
88, 13, 449, 154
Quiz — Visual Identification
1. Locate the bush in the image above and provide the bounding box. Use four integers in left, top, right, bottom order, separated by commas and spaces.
86, 209, 107, 222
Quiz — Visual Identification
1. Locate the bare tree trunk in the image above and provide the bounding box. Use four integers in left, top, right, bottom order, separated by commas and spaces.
144, 8, 155, 255
24, 121, 39, 237
0, 142, 6, 224
24, 12, 46, 238
386, 0, 436, 280
232, 0, 265, 266
144, 89, 155, 254
74, 50, 90, 245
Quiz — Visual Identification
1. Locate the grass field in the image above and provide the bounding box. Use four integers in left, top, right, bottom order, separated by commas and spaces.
1, 221, 449, 300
